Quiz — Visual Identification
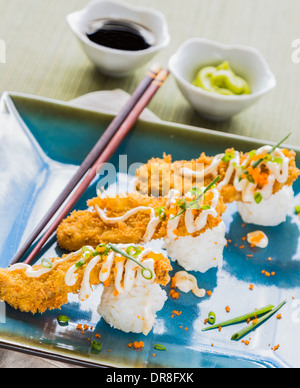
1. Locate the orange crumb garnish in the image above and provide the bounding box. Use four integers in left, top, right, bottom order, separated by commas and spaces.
169, 289, 180, 299
129, 341, 144, 350
225, 306, 230, 313
207, 290, 212, 297
172, 310, 182, 316
249, 284, 254, 291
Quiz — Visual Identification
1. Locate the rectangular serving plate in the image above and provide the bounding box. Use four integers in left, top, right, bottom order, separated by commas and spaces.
0, 91, 300, 368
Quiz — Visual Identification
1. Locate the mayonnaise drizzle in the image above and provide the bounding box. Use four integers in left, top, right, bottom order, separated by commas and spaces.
8, 244, 156, 302
94, 186, 220, 244
8, 249, 83, 278
172, 271, 206, 298
180, 147, 290, 203
94, 204, 160, 243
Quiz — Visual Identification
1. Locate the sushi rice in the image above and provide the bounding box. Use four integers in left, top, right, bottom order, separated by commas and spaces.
98, 282, 167, 335
165, 222, 227, 273
237, 186, 294, 226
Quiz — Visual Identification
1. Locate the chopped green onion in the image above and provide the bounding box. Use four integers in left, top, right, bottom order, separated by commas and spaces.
231, 301, 287, 341
202, 304, 274, 332
254, 192, 263, 204
201, 205, 211, 210
41, 258, 53, 269
141, 269, 153, 280
263, 154, 273, 162
174, 176, 220, 220
156, 206, 167, 221
208, 311, 216, 325
154, 344, 167, 351
248, 150, 257, 158
81, 246, 93, 260
126, 246, 142, 258
222, 151, 235, 163
272, 157, 283, 164
57, 315, 70, 326
75, 258, 86, 269
95, 243, 111, 256
91, 340, 102, 352
108, 244, 153, 281
189, 186, 203, 196
295, 205, 300, 214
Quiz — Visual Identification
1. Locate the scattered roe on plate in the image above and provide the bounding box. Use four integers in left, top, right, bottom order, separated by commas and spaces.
128, 341, 145, 350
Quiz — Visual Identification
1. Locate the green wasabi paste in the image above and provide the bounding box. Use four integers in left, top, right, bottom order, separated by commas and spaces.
192, 61, 251, 96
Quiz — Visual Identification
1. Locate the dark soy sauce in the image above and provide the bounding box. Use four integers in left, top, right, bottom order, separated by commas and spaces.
86, 19, 155, 51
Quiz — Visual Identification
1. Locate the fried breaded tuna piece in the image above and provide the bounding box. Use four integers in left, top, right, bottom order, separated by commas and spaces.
0, 247, 172, 314
135, 149, 299, 202
57, 190, 227, 252
57, 193, 167, 251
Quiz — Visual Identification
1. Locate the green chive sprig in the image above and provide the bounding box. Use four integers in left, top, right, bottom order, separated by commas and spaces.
240, 132, 292, 180
202, 304, 275, 332
173, 176, 220, 220
231, 301, 286, 341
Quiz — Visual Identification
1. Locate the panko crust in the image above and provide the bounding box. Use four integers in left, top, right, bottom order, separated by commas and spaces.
57, 191, 226, 252
0, 249, 172, 314
135, 149, 300, 202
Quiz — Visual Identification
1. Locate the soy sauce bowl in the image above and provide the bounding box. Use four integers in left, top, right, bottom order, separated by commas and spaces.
67, 0, 170, 78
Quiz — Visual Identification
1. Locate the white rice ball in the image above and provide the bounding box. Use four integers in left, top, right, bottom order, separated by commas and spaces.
165, 222, 227, 273
237, 186, 294, 226
98, 283, 167, 336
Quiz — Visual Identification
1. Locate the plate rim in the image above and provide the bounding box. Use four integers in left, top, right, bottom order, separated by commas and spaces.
3, 91, 300, 154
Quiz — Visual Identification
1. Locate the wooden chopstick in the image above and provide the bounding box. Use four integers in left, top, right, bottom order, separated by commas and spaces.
10, 64, 162, 266
15, 68, 169, 266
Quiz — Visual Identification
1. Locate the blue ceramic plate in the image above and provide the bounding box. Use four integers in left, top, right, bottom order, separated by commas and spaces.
0, 91, 300, 368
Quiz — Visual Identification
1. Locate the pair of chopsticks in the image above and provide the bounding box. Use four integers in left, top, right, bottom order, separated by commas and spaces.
10, 64, 169, 266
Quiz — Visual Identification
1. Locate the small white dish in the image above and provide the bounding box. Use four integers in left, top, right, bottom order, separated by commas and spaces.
67, 0, 170, 78
168, 38, 276, 121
